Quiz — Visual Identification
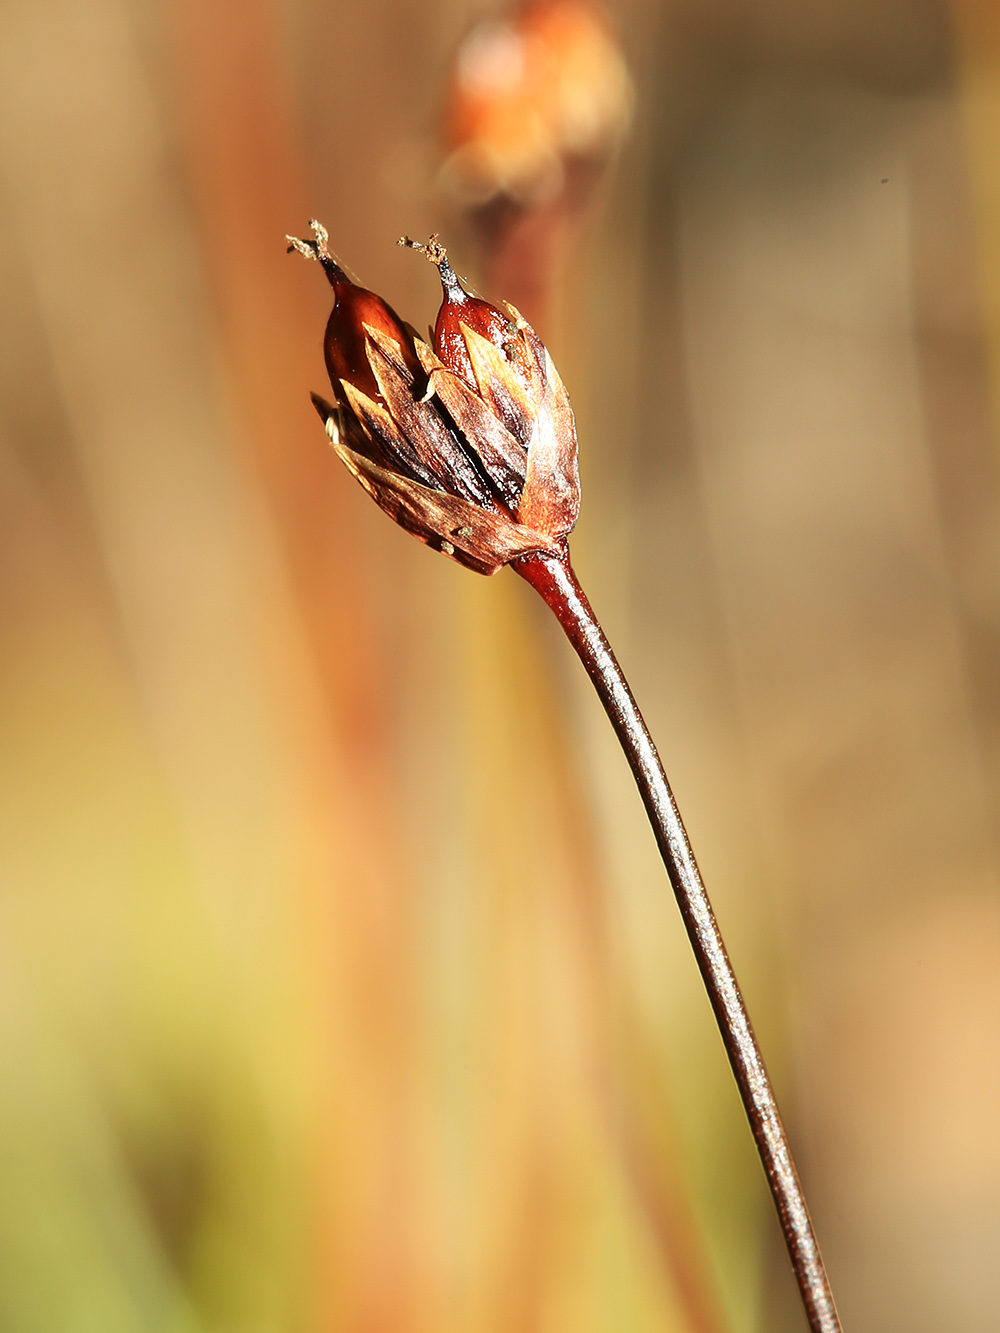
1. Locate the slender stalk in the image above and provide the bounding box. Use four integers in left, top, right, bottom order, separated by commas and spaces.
515, 550, 841, 1333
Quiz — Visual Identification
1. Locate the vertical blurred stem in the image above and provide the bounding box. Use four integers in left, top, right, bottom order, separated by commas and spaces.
952, 1, 1000, 465
515, 551, 842, 1333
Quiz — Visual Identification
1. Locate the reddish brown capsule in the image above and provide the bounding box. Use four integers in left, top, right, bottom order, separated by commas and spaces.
288, 222, 421, 402
401, 236, 549, 446
405, 237, 512, 391
403, 234, 580, 535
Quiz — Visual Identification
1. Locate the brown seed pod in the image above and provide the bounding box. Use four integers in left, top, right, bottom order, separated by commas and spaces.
287, 224, 580, 572
288, 221, 422, 402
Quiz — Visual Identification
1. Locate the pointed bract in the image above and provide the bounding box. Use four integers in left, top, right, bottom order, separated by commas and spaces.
518, 349, 580, 537
414, 340, 527, 512
364, 329, 491, 506
461, 322, 540, 449
333, 441, 560, 575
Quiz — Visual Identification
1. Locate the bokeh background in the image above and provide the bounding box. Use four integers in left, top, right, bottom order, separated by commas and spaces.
2, 0, 1000, 1330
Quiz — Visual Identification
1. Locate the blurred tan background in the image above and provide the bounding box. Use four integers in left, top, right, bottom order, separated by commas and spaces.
1, 0, 999, 1330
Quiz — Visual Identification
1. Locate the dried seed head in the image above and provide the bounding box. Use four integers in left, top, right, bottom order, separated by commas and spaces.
288, 225, 581, 573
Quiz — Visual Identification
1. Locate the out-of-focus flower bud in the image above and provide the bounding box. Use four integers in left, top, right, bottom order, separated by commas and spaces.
440, 0, 632, 216
287, 223, 579, 575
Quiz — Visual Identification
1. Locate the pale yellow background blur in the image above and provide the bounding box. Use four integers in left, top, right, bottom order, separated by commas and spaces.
1, 1, 999, 1331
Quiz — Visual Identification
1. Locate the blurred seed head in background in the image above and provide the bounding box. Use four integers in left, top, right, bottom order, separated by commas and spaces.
441, 0, 633, 318
442, 1, 632, 212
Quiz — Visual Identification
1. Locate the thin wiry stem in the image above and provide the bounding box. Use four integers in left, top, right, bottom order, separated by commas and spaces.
515, 550, 842, 1333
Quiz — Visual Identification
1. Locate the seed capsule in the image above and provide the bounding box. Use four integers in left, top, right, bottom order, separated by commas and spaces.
288, 221, 421, 402
288, 224, 581, 573
403, 236, 513, 391
400, 235, 547, 446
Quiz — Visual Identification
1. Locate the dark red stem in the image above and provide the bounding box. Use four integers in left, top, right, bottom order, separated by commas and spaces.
515, 550, 842, 1333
